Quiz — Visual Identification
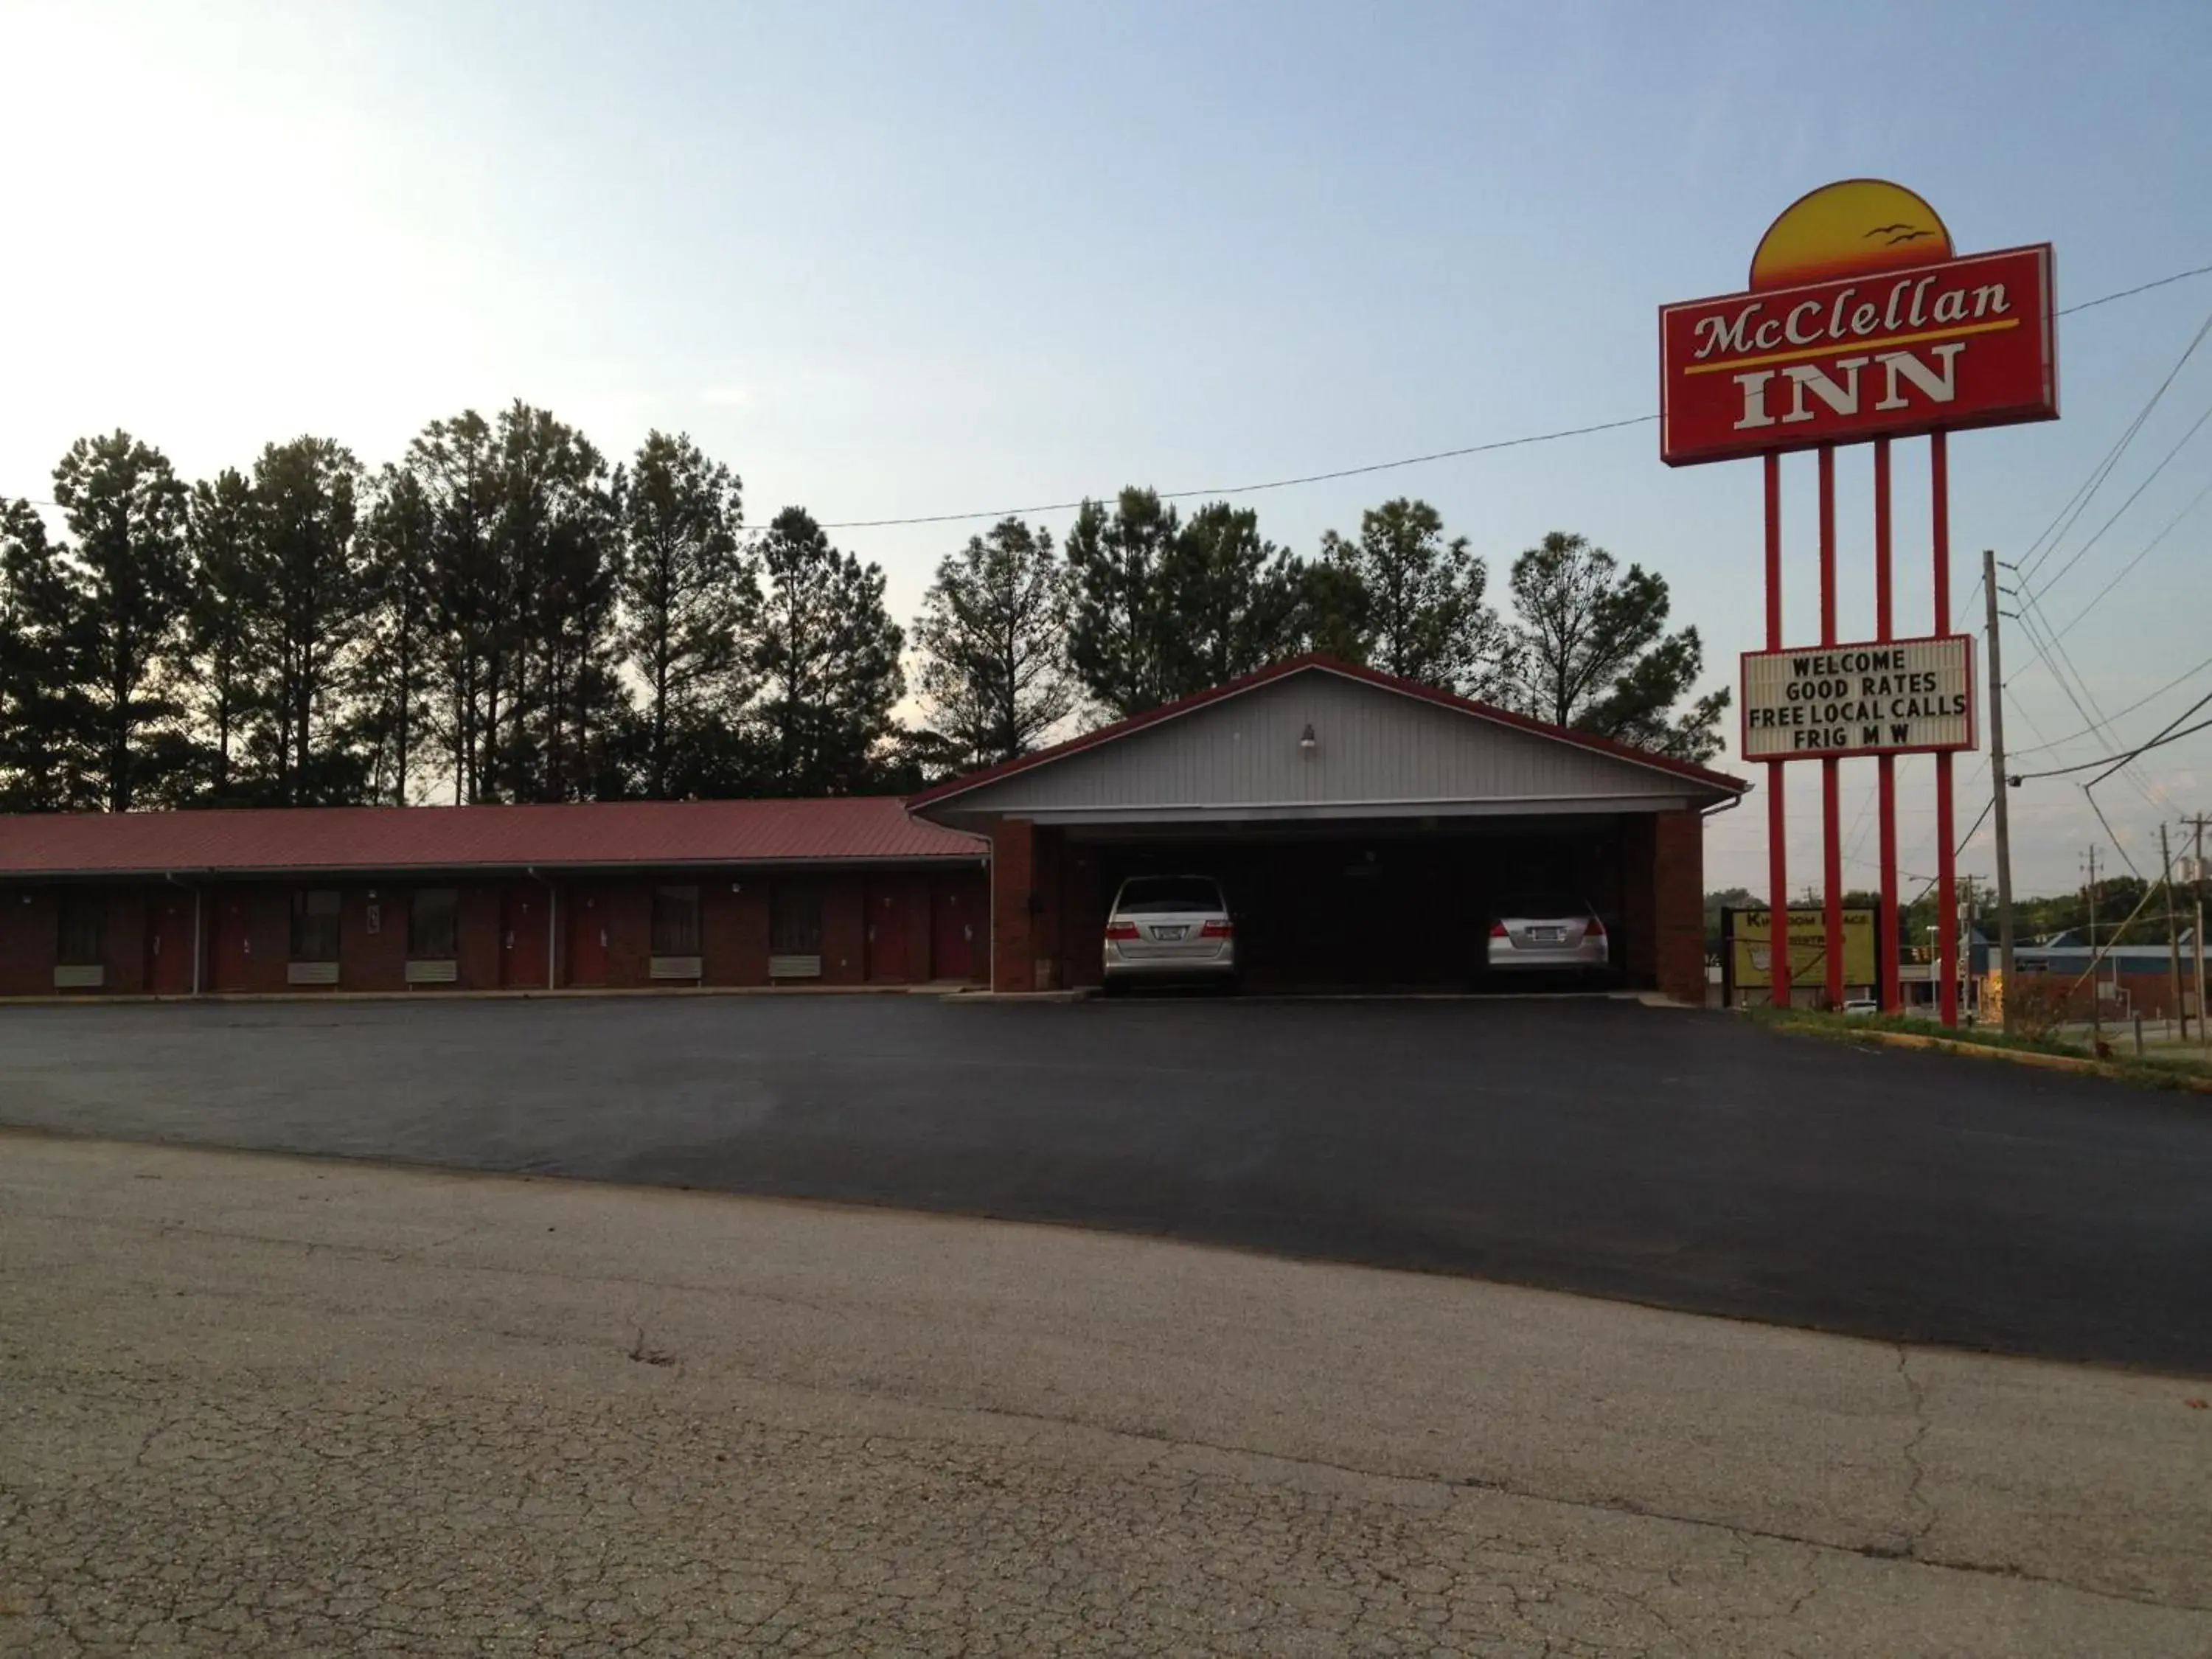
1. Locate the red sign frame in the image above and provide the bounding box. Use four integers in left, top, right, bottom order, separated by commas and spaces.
1660, 245, 2056, 466
1739, 632, 1977, 762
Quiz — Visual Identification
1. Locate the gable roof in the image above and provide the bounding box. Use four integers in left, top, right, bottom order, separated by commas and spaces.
908, 654, 1747, 813
0, 796, 985, 879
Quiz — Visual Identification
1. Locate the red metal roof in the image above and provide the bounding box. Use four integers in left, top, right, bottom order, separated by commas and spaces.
908, 653, 1750, 812
0, 796, 985, 877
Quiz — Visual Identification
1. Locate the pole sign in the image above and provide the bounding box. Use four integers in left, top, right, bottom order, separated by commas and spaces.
1658, 178, 2056, 1027
1740, 634, 1975, 760
1659, 182, 2056, 466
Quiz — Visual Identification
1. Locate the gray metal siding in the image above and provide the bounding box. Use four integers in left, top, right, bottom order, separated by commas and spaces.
950, 671, 1714, 813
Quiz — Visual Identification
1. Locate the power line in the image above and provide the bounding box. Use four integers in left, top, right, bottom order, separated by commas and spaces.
822, 263, 2212, 530
2019, 390, 2212, 608
2057, 262, 2212, 316
2021, 471, 2212, 662
2006, 645, 2212, 757
2011, 697, 2212, 782
815, 415, 1658, 529
8, 260, 2201, 528
2015, 301, 2212, 588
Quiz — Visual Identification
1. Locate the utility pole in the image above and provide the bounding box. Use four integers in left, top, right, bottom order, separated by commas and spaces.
1984, 550, 2017, 1034
2085, 845, 2101, 1053
2163, 821, 2185, 1041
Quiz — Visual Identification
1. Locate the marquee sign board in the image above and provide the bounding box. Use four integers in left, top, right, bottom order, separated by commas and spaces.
1724, 906, 1878, 992
1741, 635, 1974, 761
1661, 245, 2056, 465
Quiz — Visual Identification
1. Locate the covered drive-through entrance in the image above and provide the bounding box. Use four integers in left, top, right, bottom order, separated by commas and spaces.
908, 656, 1745, 999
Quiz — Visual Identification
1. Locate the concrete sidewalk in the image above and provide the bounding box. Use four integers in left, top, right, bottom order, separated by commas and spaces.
2, 1131, 2207, 1656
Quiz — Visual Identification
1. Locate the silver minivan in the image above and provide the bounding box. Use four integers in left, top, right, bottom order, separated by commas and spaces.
1102, 875, 1236, 989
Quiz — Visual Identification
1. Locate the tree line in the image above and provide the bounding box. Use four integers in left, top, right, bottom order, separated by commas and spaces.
1, 408, 1728, 814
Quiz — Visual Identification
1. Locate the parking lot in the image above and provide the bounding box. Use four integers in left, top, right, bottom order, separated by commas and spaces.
4, 994, 2211, 1372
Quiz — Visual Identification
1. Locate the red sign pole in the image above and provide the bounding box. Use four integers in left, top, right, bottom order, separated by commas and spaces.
1819, 445, 1844, 1009
1932, 431, 1960, 1026
1874, 437, 1901, 1011
1765, 453, 1790, 1009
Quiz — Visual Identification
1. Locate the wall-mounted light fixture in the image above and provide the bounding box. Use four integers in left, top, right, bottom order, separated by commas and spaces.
1298, 723, 1318, 756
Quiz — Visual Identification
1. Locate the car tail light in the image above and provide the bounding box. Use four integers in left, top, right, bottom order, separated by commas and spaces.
1200, 919, 1233, 939
1105, 922, 1139, 940
1489, 921, 1508, 939
1584, 915, 1606, 938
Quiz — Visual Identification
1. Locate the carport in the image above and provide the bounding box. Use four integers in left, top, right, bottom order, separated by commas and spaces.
907, 655, 1745, 998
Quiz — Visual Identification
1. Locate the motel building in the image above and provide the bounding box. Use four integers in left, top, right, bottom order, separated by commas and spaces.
0, 658, 1740, 1004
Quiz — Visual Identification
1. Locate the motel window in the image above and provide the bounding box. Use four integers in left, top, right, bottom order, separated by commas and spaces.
769, 881, 823, 956
290, 889, 342, 961
408, 887, 459, 959
55, 892, 105, 967
651, 885, 700, 956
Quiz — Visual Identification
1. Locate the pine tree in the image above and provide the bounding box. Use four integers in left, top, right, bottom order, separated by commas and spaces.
913, 517, 1074, 769
50, 432, 192, 810
1157, 501, 1306, 696
616, 431, 754, 798
1313, 498, 1509, 700
402, 411, 501, 802
357, 467, 439, 804
184, 469, 263, 804
754, 507, 904, 795
0, 499, 91, 810
1064, 488, 1180, 719
1506, 531, 1728, 762
249, 437, 372, 804
484, 404, 623, 803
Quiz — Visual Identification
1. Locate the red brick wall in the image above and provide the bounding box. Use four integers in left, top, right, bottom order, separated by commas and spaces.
990, 821, 1034, 992
0, 863, 978, 997
819, 872, 865, 984
1620, 817, 1658, 987
1058, 841, 1107, 990
902, 873, 931, 981
1652, 810, 1706, 1006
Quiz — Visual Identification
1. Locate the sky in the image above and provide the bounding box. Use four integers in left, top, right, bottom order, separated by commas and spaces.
1, 0, 2208, 900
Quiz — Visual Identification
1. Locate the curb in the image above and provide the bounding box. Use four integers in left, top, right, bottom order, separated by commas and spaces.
1829, 1026, 2212, 1094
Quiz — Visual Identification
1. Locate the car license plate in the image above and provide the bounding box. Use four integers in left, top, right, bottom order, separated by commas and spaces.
1153, 925, 1187, 940
1530, 927, 1565, 943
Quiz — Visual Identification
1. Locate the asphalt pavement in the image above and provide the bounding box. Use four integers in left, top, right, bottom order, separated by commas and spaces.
9, 1134, 2208, 1655
2, 994, 2209, 1371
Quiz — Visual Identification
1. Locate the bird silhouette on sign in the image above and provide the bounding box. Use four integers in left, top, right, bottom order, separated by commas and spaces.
1864, 223, 1938, 246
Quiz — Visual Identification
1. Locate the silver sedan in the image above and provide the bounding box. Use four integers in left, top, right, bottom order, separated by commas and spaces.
1488, 898, 1610, 973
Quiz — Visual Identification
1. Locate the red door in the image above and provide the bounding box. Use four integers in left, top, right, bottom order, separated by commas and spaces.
567, 886, 609, 987
864, 877, 911, 983
145, 891, 196, 995
931, 874, 984, 983
209, 889, 254, 992
501, 886, 549, 989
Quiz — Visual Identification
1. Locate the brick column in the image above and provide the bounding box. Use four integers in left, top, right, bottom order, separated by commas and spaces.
990, 819, 1035, 993
1652, 809, 1708, 1006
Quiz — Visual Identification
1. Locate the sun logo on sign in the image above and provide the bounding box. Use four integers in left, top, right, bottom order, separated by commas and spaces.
1748, 178, 1955, 290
